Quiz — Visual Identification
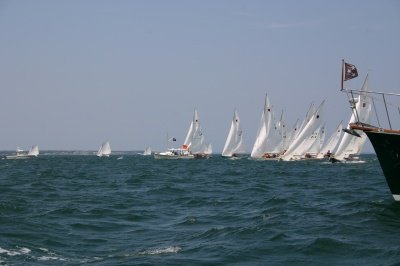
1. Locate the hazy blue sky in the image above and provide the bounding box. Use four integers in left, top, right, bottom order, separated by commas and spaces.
1, 0, 399, 152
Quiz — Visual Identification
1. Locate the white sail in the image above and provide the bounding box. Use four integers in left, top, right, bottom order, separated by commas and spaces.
184, 109, 212, 155
281, 100, 325, 161
306, 126, 324, 156
206, 143, 213, 155
284, 119, 300, 153
317, 121, 343, 158
290, 126, 321, 158
97, 141, 111, 157
320, 124, 326, 149
251, 109, 268, 158
294, 103, 316, 141
28, 145, 39, 156
143, 147, 152, 156
251, 94, 282, 158
222, 110, 246, 157
183, 111, 196, 146
278, 111, 290, 153
334, 76, 372, 161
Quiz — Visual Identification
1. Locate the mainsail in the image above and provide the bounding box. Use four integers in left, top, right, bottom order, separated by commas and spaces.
251, 94, 282, 158
278, 111, 290, 153
28, 145, 39, 156
184, 109, 212, 155
222, 109, 246, 157
317, 121, 343, 158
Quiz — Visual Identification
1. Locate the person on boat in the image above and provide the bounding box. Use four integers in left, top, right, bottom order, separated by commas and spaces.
325, 150, 332, 158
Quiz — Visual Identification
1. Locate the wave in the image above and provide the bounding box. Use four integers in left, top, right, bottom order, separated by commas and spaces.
137, 246, 182, 256
0, 247, 31, 256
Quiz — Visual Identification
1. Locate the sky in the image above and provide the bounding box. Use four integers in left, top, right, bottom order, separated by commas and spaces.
0, 0, 399, 152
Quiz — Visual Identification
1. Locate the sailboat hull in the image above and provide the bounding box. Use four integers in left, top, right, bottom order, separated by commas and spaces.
5, 155, 37, 160
154, 153, 194, 159
365, 131, 400, 200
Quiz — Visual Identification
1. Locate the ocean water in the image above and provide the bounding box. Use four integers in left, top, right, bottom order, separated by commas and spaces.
0, 153, 399, 265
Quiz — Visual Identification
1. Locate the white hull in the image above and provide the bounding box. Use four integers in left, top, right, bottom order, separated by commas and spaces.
253, 157, 280, 161
222, 154, 247, 160
97, 154, 110, 158
5, 154, 37, 160
154, 153, 194, 159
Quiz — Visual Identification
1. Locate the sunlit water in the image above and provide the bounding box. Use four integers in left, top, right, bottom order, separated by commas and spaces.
0, 153, 399, 265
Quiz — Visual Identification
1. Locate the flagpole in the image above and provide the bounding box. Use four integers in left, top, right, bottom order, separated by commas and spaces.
341, 59, 344, 91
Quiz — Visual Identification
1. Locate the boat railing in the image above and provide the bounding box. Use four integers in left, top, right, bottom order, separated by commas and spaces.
343, 89, 400, 131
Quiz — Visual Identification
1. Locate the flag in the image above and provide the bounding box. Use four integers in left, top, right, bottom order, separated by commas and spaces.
344, 62, 358, 81
168, 137, 176, 142
341, 60, 358, 90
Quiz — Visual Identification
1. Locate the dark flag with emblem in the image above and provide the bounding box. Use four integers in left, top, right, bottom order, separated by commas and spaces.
168, 137, 177, 142
341, 60, 358, 90
344, 62, 358, 81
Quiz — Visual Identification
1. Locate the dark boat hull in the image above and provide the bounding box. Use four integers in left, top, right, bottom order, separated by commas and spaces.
365, 131, 400, 200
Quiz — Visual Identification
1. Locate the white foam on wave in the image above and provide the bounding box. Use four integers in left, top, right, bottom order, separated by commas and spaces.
37, 247, 66, 262
0, 247, 31, 256
0, 246, 68, 263
137, 246, 182, 255
37, 256, 66, 261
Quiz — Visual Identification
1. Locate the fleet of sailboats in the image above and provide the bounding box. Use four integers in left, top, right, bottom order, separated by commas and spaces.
3, 89, 372, 161
4, 60, 396, 203
2, 61, 376, 164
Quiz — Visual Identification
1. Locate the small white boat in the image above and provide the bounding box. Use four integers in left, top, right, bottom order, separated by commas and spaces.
97, 141, 111, 157
154, 145, 194, 159
6, 145, 39, 159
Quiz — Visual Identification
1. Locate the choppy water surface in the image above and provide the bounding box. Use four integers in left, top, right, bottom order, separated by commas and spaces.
0, 153, 399, 265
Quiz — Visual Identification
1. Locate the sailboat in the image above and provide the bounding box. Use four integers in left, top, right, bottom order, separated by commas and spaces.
331, 74, 372, 162
222, 109, 246, 158
28, 145, 39, 156
97, 141, 111, 157
317, 121, 343, 159
143, 147, 152, 156
183, 109, 212, 158
302, 126, 325, 159
281, 100, 325, 161
250, 94, 282, 159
